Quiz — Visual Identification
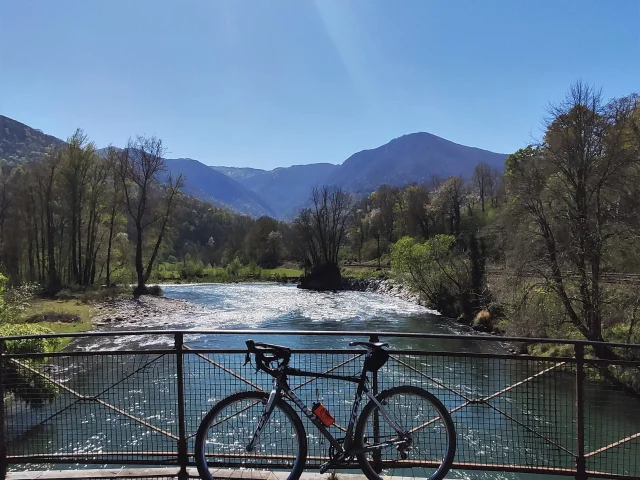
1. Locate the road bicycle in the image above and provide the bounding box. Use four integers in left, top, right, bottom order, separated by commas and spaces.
195, 340, 456, 480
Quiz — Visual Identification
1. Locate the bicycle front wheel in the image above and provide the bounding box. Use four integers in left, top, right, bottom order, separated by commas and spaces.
355, 385, 456, 480
195, 391, 307, 480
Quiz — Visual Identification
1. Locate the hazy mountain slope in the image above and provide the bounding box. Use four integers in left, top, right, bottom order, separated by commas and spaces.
166, 158, 276, 218
0, 115, 65, 164
325, 132, 507, 193
212, 163, 339, 218
211, 166, 267, 181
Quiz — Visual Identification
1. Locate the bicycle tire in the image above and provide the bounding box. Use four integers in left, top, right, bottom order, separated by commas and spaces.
195, 391, 308, 480
354, 385, 456, 480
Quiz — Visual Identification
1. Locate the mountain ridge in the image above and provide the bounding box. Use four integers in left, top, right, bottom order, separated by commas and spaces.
1, 114, 509, 219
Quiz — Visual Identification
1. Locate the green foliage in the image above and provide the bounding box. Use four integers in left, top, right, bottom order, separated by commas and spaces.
391, 235, 484, 320
0, 275, 62, 407
0, 323, 60, 355
226, 257, 242, 276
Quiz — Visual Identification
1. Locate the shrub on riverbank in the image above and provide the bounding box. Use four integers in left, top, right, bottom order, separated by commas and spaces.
390, 235, 489, 322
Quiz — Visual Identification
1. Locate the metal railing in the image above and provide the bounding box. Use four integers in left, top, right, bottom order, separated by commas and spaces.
1, 330, 639, 480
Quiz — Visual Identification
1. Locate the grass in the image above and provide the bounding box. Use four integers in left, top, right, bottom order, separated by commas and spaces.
341, 266, 389, 280
261, 268, 302, 278
152, 264, 302, 284
18, 299, 96, 350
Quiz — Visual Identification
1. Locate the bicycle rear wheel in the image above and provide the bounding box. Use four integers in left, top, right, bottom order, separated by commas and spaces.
354, 385, 456, 480
195, 391, 307, 480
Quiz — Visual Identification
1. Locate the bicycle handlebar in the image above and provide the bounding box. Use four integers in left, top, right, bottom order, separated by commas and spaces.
245, 339, 291, 376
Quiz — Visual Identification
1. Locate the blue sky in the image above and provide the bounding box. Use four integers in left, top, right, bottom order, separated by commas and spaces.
1, 1, 639, 169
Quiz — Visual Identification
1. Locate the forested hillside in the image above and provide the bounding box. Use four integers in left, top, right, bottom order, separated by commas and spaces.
0, 115, 64, 165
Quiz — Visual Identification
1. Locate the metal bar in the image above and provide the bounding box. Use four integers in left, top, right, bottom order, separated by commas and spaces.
175, 333, 188, 480
0, 339, 6, 480
369, 334, 382, 471
2, 329, 639, 350
390, 355, 475, 401
482, 361, 567, 402
184, 346, 265, 392
8, 358, 179, 440
6, 353, 166, 446
290, 353, 363, 392
483, 400, 575, 455
585, 431, 640, 458
575, 343, 587, 480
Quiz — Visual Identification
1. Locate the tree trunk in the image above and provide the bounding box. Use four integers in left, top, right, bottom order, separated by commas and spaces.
105, 203, 117, 286
134, 221, 146, 295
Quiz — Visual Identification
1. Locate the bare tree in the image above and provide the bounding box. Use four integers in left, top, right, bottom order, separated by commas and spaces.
61, 129, 95, 284
105, 147, 123, 286
34, 149, 63, 294
431, 176, 465, 237
117, 136, 183, 295
472, 162, 492, 213
294, 186, 353, 289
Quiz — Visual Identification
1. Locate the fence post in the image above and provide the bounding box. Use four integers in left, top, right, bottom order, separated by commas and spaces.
369, 334, 381, 472
0, 339, 6, 480
175, 333, 188, 480
574, 343, 587, 480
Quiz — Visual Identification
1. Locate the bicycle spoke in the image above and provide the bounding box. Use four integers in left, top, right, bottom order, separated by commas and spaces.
356, 387, 455, 480
196, 392, 306, 480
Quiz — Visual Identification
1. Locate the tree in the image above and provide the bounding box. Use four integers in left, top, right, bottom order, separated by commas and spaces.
504, 82, 640, 359
61, 130, 95, 285
403, 184, 430, 238
33, 150, 63, 294
431, 176, 465, 237
105, 147, 125, 286
117, 136, 183, 296
472, 162, 492, 213
294, 186, 353, 290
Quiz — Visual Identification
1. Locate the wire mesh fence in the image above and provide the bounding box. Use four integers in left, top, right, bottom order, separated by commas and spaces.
1, 330, 639, 479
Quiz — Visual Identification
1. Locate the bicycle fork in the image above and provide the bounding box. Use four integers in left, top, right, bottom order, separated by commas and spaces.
246, 388, 279, 452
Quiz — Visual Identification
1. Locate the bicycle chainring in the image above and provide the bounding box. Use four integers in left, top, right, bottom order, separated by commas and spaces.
329, 438, 345, 460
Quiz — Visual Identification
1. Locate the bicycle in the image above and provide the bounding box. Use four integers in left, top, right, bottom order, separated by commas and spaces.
195, 339, 456, 480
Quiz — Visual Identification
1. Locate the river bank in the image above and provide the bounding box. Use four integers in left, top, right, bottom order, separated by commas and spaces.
341, 277, 428, 306
92, 295, 207, 328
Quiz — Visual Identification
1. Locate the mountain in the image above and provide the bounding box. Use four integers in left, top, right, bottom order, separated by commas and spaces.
211, 166, 267, 182
324, 132, 507, 194
1, 114, 509, 219
212, 163, 339, 219
0, 115, 275, 218
0, 115, 65, 164
165, 158, 276, 218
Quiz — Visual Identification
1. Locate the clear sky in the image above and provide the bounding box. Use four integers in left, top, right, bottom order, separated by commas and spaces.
1, 1, 639, 169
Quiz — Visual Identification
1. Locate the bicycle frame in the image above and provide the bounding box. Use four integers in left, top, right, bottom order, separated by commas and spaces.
247, 361, 408, 468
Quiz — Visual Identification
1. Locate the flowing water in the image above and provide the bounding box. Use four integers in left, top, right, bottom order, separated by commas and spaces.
7, 283, 640, 479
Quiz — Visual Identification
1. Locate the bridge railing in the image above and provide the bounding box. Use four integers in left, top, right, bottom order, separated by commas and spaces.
1, 330, 639, 480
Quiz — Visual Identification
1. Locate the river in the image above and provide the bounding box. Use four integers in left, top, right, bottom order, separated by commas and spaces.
7, 283, 640, 479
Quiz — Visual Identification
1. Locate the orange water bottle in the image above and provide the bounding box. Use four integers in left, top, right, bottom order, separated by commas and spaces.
312, 402, 335, 427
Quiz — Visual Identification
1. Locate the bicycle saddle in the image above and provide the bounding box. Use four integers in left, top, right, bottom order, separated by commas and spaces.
349, 341, 389, 349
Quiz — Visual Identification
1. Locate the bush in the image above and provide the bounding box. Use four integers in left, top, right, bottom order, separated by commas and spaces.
25, 312, 81, 324
391, 235, 488, 321
472, 309, 493, 332
147, 285, 163, 296
0, 323, 61, 407
226, 257, 242, 276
